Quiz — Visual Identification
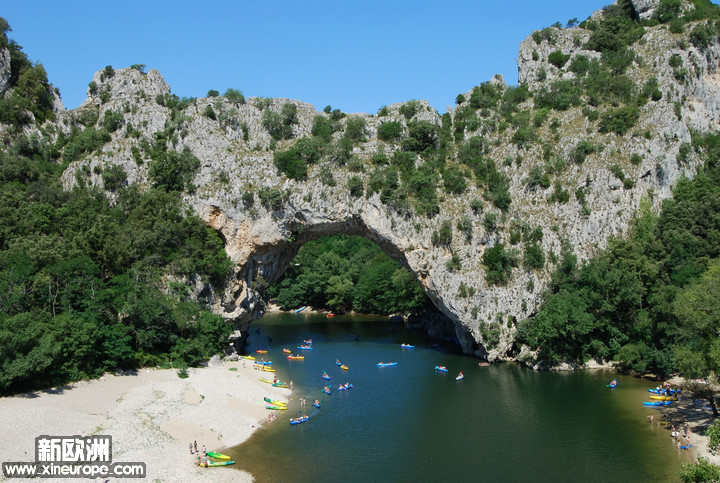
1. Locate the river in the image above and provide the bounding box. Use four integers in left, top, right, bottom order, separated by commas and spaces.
227, 312, 691, 482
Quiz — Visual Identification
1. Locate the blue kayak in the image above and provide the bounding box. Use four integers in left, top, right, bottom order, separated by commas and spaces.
377, 362, 398, 367
313, 402, 321, 408
643, 401, 672, 407
290, 415, 309, 425
434, 366, 449, 372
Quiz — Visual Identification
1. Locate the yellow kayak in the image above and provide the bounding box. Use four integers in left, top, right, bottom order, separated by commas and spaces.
240, 355, 256, 361
341, 365, 349, 370
253, 364, 275, 372
649, 395, 678, 401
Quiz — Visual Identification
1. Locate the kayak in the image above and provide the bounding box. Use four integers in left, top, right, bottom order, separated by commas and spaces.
253, 365, 275, 372
273, 382, 288, 388
264, 397, 287, 406
207, 460, 236, 467
377, 362, 398, 367
256, 360, 273, 365
256, 350, 268, 354
435, 366, 448, 372
680, 445, 693, 450
337, 383, 353, 391
206, 451, 231, 460
240, 355, 256, 361
341, 365, 349, 371
287, 355, 305, 360
282, 348, 292, 353
327, 313, 335, 317
265, 405, 287, 410
297, 345, 313, 350
643, 401, 672, 406
401, 344, 415, 349
259, 378, 274, 384
313, 402, 321, 408
607, 382, 617, 388
322, 374, 332, 380
649, 395, 678, 401
323, 387, 331, 395
649, 388, 681, 395
336, 361, 342, 366
294, 306, 307, 314
456, 374, 464, 381
290, 415, 309, 425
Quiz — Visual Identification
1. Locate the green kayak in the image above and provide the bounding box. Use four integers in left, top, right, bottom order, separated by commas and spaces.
206, 451, 231, 460
207, 460, 235, 467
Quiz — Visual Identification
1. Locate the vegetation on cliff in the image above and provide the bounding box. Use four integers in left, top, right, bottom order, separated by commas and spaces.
0, 21, 233, 395
518, 131, 720, 380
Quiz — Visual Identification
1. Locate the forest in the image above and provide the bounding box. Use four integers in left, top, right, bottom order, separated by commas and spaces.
518, 131, 720, 380
269, 235, 429, 315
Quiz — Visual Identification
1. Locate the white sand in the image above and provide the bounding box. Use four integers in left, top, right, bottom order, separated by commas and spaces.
0, 360, 291, 482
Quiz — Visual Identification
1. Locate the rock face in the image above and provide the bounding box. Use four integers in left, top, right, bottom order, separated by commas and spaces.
0, 47, 10, 96
55, 1, 720, 360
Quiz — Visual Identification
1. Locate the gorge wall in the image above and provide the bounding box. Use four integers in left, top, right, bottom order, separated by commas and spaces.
6, 0, 720, 361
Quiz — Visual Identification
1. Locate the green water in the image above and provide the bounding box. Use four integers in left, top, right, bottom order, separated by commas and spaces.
228, 313, 691, 482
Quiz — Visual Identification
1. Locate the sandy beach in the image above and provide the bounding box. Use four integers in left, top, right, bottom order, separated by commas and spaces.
0, 359, 290, 482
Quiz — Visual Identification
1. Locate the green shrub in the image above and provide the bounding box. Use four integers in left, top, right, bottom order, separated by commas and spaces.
399, 100, 421, 120
311, 115, 334, 142
548, 50, 571, 68
102, 164, 127, 191
203, 105, 217, 120
534, 80, 582, 111
207, 89, 219, 97
678, 458, 720, 483
148, 147, 200, 192
446, 253, 461, 271
258, 187, 284, 210
549, 182, 570, 203
344, 116, 367, 143
598, 106, 640, 135
442, 166, 467, 195
433, 220, 453, 246
224, 88, 245, 104
571, 140, 599, 163
377, 121, 403, 142
403, 120, 438, 153
483, 243, 518, 286
347, 176, 364, 197
524, 243, 545, 269
242, 191, 254, 209
484, 213, 498, 232
470, 198, 483, 213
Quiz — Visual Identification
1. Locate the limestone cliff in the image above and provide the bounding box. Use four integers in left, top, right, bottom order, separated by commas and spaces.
50, 0, 720, 360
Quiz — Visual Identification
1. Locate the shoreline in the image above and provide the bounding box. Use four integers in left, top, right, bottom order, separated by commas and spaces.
0, 359, 290, 482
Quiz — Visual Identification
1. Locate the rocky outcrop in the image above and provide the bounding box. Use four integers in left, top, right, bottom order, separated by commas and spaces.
0, 47, 10, 96
55, 1, 720, 361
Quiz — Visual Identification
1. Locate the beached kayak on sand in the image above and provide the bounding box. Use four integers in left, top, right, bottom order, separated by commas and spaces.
207, 460, 235, 467
643, 401, 672, 406
206, 451, 231, 460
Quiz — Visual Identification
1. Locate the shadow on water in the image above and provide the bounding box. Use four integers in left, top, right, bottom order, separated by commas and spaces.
228, 313, 689, 482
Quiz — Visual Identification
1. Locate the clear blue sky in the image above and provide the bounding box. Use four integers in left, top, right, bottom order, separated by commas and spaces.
2, 1, 639, 113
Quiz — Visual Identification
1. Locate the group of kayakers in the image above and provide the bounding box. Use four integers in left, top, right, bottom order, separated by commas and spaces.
189, 441, 210, 468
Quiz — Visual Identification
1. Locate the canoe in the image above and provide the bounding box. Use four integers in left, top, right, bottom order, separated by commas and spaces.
206, 451, 230, 460
434, 366, 448, 372
282, 348, 292, 353
294, 306, 307, 313
240, 355, 256, 361
265, 405, 288, 410
207, 460, 235, 467
377, 362, 398, 367
297, 346, 313, 350
401, 344, 415, 349
287, 355, 305, 360
290, 415, 309, 425
340, 365, 349, 371
649, 395, 678, 401
643, 401, 672, 406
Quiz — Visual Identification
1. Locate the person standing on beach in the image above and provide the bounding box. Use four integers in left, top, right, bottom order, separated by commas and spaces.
194, 441, 198, 453
290, 380, 294, 390
190, 442, 193, 454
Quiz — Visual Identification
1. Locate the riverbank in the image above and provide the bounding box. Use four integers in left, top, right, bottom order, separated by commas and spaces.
656, 378, 720, 468
0, 359, 290, 482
